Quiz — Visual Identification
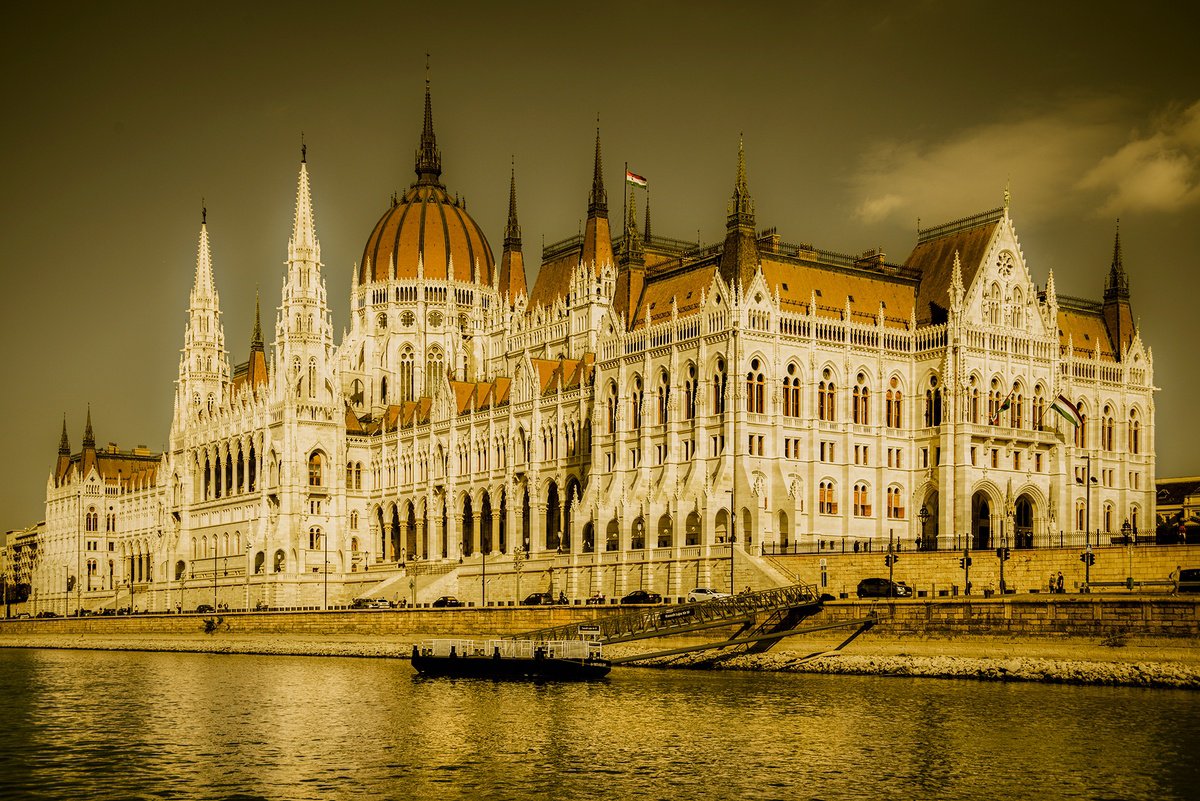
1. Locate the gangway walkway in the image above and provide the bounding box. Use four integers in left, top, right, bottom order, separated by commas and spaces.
511, 583, 881, 666
512, 584, 823, 644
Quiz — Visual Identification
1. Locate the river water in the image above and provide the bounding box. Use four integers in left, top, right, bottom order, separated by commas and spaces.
0, 648, 1196, 800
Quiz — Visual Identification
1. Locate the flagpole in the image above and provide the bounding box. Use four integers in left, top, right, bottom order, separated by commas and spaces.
623, 161, 628, 239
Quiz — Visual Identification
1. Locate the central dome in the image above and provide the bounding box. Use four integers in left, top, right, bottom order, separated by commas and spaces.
359, 80, 494, 286
360, 184, 494, 285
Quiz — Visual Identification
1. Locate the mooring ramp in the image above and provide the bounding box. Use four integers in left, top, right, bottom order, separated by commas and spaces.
511, 583, 823, 644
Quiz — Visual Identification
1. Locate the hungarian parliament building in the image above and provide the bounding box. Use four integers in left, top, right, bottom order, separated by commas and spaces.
15, 83, 1156, 611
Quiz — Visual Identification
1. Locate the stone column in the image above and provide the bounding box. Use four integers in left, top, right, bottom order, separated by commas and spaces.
490, 507, 501, 555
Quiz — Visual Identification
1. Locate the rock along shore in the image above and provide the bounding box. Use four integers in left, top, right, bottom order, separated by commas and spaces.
3, 631, 1198, 690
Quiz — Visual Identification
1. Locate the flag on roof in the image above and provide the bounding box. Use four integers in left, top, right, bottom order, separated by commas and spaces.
1051, 394, 1082, 427
625, 170, 647, 187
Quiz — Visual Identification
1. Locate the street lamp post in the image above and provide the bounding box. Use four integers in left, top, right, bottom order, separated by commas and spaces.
323, 530, 328, 611
513, 546, 525, 604
1123, 519, 1133, 590
918, 505, 930, 551
245, 540, 252, 612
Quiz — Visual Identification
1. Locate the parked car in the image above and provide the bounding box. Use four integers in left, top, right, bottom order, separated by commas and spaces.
35, 611, 59, 618
686, 587, 730, 603
431, 596, 463, 608
351, 597, 390, 609
521, 592, 568, 606
195, 603, 216, 613
620, 589, 663, 605
1178, 568, 1200, 593
856, 578, 913, 599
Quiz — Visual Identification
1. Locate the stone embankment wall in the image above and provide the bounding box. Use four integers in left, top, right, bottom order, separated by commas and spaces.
2, 596, 1197, 640
771, 543, 1196, 598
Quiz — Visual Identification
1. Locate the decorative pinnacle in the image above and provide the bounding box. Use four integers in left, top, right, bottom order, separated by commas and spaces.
504, 158, 521, 246
59, 414, 70, 454
201, 198, 206, 226
301, 131, 306, 164
83, 404, 95, 448
414, 58, 442, 185
251, 287, 263, 348
588, 122, 607, 217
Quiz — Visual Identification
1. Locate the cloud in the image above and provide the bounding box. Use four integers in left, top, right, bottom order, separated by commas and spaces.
1077, 100, 1200, 215
850, 98, 1200, 228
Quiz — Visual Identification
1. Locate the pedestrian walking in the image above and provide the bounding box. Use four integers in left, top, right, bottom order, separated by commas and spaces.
1056, 572, 1064, 594
1049, 573, 1055, 594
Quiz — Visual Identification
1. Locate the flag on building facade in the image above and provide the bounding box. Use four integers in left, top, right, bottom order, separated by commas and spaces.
1051, 394, 1082, 427
625, 170, 647, 187
990, 387, 1015, 425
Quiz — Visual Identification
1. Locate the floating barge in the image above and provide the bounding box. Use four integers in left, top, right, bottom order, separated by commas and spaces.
411, 638, 611, 680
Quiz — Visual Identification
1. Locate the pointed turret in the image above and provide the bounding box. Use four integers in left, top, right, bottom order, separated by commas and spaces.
615, 188, 645, 324
177, 205, 230, 416
949, 249, 964, 310
587, 125, 607, 218
251, 289, 264, 350
290, 140, 320, 263
498, 162, 527, 303
59, 414, 70, 455
1102, 220, 1134, 358
643, 190, 652, 243
1046, 268, 1058, 308
719, 137, 759, 291
414, 64, 443, 186
580, 126, 614, 276
82, 405, 95, 449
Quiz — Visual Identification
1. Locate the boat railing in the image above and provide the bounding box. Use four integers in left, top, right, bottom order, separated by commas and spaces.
416, 638, 603, 661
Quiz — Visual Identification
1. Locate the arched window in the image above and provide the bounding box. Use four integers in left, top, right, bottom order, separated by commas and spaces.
989, 281, 1001, 325
309, 527, 323, 550
399, 347, 415, 402
350, 511, 359, 529
784, 363, 801, 418
818, 480, 837, 515
308, 358, 317, 398
1130, 505, 1140, 533
1032, 386, 1046, 430
1011, 383, 1023, 429
853, 373, 869, 424
968, 377, 979, 424
1010, 287, 1023, 328
925, 375, 942, 426
606, 382, 618, 434
818, 369, 836, 422
380, 376, 388, 405
1129, 409, 1141, 454
631, 375, 643, 431
1103, 503, 1113, 533
1076, 500, 1086, 532
659, 370, 671, 425
712, 357, 727, 415
988, 378, 1002, 426
308, 452, 323, 486
683, 363, 697, 420
746, 358, 764, 414
425, 347, 444, 398
1075, 403, 1088, 448
346, 462, 354, 488
853, 482, 870, 517
886, 377, 902, 428
355, 462, 362, 490
1102, 405, 1115, 451
886, 486, 905, 519
86, 508, 98, 532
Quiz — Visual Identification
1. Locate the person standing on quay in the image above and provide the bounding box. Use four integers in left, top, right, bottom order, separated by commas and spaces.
1056, 572, 1065, 594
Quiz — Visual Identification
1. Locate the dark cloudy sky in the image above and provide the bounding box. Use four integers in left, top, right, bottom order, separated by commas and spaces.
2, 1, 1197, 531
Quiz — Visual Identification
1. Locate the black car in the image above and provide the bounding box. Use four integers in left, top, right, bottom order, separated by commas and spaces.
35, 611, 59, 618
431, 596, 463, 608
1178, 568, 1200, 593
521, 592, 552, 606
620, 589, 663, 605
195, 603, 216, 613
856, 578, 913, 599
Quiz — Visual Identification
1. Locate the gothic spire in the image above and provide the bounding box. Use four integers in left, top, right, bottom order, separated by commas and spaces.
414, 59, 443, 186
251, 287, 263, 350
1105, 219, 1129, 301
719, 136, 759, 290
504, 159, 521, 248
290, 148, 319, 260
194, 203, 214, 296
624, 187, 642, 260
59, 414, 70, 455
643, 189, 652, 243
83, 405, 95, 449
587, 123, 607, 218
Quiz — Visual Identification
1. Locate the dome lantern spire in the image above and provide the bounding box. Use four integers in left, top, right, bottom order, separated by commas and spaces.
414, 55, 443, 186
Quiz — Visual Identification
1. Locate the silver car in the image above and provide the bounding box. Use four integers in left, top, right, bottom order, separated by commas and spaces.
687, 587, 730, 603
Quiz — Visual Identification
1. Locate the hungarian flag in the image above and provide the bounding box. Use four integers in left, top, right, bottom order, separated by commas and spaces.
1051, 394, 1082, 427
625, 170, 647, 187
990, 388, 1015, 424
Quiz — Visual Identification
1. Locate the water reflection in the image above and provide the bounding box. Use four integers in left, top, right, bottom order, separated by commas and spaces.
0, 649, 1196, 801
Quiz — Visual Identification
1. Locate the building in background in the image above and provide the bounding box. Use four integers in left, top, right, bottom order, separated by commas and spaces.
30, 82, 1157, 612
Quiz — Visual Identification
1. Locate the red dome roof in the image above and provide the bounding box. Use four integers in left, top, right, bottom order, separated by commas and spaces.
360, 184, 494, 285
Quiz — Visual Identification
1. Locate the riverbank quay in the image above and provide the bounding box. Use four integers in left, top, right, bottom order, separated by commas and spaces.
2, 595, 1196, 688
